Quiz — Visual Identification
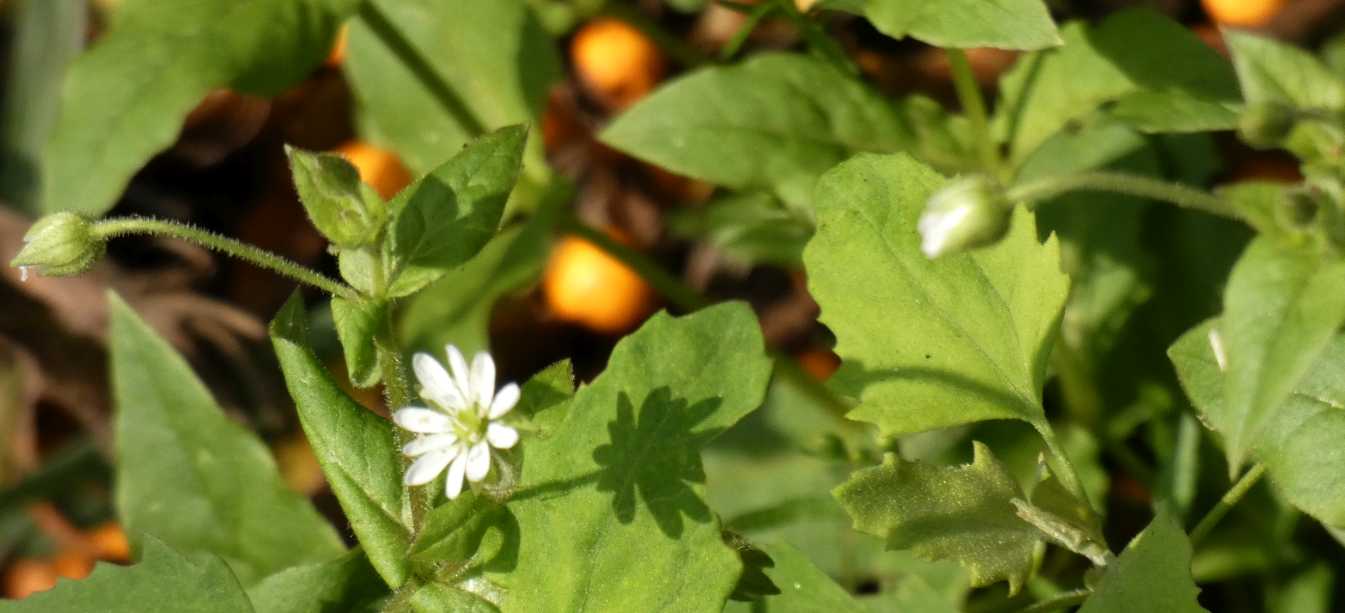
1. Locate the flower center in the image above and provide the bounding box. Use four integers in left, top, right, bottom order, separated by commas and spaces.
450, 406, 487, 445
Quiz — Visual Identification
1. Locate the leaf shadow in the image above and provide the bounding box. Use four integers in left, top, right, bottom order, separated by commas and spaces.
839, 359, 1033, 414
591, 388, 723, 539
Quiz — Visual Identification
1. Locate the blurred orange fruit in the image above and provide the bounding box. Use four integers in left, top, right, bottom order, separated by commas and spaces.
570, 19, 665, 110
1203, 0, 1287, 27
85, 522, 130, 563
50, 551, 93, 581
334, 141, 412, 200
3, 559, 58, 599
797, 349, 841, 381
543, 232, 654, 334
326, 25, 348, 67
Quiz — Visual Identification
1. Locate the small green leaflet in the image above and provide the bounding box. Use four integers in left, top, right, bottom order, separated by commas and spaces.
270, 294, 410, 588
1170, 320, 1345, 527
1224, 30, 1345, 160
488, 304, 773, 612
804, 153, 1068, 436
286, 146, 386, 249
108, 293, 344, 586
601, 53, 916, 210
834, 443, 1039, 592
43, 0, 357, 215
1078, 510, 1207, 613
994, 9, 1239, 162
840, 0, 1061, 51
330, 297, 385, 388
0, 535, 252, 612
1219, 239, 1345, 471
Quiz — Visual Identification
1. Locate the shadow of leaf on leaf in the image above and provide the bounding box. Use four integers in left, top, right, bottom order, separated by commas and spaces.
592, 388, 723, 538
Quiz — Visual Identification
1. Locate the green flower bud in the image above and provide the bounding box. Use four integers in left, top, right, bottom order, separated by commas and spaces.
918, 175, 1013, 258
10, 212, 105, 278
1238, 101, 1297, 150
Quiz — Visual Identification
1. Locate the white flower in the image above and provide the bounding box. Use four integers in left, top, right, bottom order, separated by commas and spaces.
393, 345, 521, 499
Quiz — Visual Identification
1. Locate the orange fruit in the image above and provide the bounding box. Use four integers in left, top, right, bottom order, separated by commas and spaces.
543, 232, 655, 334
326, 25, 348, 67
50, 551, 93, 581
1203, 0, 1287, 27
85, 522, 130, 563
570, 19, 665, 110
3, 559, 58, 599
797, 349, 841, 381
334, 141, 412, 200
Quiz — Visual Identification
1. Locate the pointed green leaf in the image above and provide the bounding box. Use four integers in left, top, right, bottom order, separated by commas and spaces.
1220, 239, 1345, 470
804, 153, 1067, 435
43, 0, 358, 215
109, 294, 343, 585
345, 0, 556, 210
270, 294, 410, 588
246, 549, 387, 613
0, 536, 253, 612
835, 443, 1038, 592
850, 0, 1061, 51
286, 146, 386, 248
1078, 510, 1207, 613
383, 125, 528, 298
601, 53, 916, 209
1171, 320, 1345, 527
994, 9, 1239, 161
489, 304, 773, 611
331, 297, 385, 388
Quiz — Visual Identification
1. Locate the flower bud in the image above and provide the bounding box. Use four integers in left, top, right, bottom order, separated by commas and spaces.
9, 212, 105, 278
1238, 101, 1297, 150
918, 175, 1012, 258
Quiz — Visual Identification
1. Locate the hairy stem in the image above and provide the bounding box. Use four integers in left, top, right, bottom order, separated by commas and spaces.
375, 316, 428, 534
1008, 172, 1233, 219
1189, 462, 1267, 545
93, 217, 355, 298
947, 48, 1000, 177
1035, 421, 1098, 519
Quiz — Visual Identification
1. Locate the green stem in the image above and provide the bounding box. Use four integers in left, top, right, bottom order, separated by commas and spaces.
1188, 462, 1267, 545
1016, 589, 1092, 613
375, 315, 428, 533
1035, 421, 1097, 518
92, 217, 355, 298
358, 0, 485, 136
1008, 172, 1233, 219
947, 48, 1000, 177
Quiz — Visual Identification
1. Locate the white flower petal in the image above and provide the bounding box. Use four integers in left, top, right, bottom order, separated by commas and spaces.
402, 433, 458, 457
392, 407, 452, 434
471, 352, 496, 414
414, 353, 467, 411
488, 383, 520, 419
403, 449, 454, 486
445, 452, 469, 499
465, 442, 491, 482
919, 206, 971, 259
446, 345, 473, 403
486, 422, 519, 450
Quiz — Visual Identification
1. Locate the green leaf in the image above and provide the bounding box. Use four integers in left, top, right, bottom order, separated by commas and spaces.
490, 304, 773, 611
601, 53, 916, 209
399, 220, 551, 358
0, 535, 253, 612
409, 582, 499, 613
1220, 239, 1345, 470
270, 294, 410, 588
331, 297, 385, 388
1224, 30, 1345, 159
834, 443, 1038, 592
666, 193, 814, 267
108, 294, 343, 585
1078, 510, 1207, 613
345, 0, 556, 207
849, 0, 1060, 51
511, 359, 576, 433
286, 146, 386, 248
383, 125, 528, 298
1170, 320, 1345, 526
723, 542, 864, 613
246, 549, 388, 613
0, 0, 85, 214
804, 153, 1068, 435
994, 9, 1239, 161
43, 0, 357, 216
